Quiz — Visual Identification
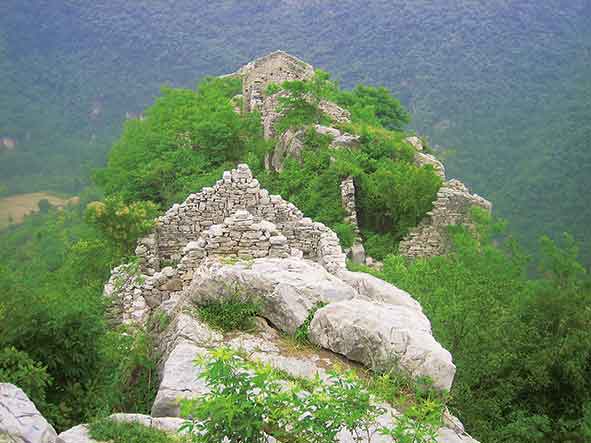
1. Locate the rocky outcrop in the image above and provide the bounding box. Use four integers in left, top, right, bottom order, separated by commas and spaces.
309, 299, 455, 390
399, 179, 492, 259
415, 151, 446, 179
142, 255, 475, 442
266, 127, 306, 171
0, 384, 56, 443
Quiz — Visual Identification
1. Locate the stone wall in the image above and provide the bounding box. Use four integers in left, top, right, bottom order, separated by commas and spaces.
399, 179, 492, 259
106, 164, 346, 324
237, 51, 315, 113
135, 164, 345, 277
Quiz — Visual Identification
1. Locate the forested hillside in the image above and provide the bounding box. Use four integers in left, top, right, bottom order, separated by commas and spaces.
1, 1, 590, 261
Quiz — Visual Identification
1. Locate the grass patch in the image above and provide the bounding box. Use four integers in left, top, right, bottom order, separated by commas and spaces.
196, 291, 262, 332
89, 418, 186, 443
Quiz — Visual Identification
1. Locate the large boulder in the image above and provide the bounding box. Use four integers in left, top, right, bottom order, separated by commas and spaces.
0, 384, 57, 443
188, 257, 357, 334
309, 299, 456, 390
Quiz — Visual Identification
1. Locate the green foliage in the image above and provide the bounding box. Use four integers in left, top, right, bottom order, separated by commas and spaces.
196, 290, 262, 332
85, 196, 159, 254
358, 160, 441, 239
94, 77, 260, 206
293, 302, 326, 345
273, 71, 335, 134
379, 216, 591, 443
0, 346, 52, 408
89, 418, 184, 443
333, 222, 356, 249
0, 205, 159, 430
336, 84, 411, 130
180, 348, 382, 443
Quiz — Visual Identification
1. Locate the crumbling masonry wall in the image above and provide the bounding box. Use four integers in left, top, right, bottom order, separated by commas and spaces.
136, 164, 346, 277
237, 51, 315, 113
398, 179, 492, 258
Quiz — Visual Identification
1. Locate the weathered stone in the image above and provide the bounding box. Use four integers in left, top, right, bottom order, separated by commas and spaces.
415, 151, 446, 179
56, 425, 93, 443
188, 257, 357, 335
405, 135, 424, 151
309, 299, 456, 390
0, 383, 57, 443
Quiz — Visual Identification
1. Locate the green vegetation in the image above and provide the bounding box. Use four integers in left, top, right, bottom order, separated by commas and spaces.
375, 209, 591, 443
180, 348, 441, 443
89, 418, 185, 443
196, 289, 263, 332
0, 48, 589, 443
0, 202, 159, 430
293, 302, 326, 345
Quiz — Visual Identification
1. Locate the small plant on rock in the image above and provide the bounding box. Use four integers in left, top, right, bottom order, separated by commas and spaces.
196, 288, 262, 332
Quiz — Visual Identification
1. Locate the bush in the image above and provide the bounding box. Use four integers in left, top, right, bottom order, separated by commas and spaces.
180, 348, 381, 443
332, 222, 356, 249
358, 160, 441, 239
0, 346, 52, 408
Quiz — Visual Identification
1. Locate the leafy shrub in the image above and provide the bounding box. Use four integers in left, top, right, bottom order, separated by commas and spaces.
380, 217, 591, 443
197, 291, 262, 332
335, 84, 411, 131
358, 160, 441, 239
89, 418, 184, 443
362, 231, 398, 261
85, 196, 159, 254
180, 348, 381, 443
94, 77, 257, 206
0, 346, 52, 408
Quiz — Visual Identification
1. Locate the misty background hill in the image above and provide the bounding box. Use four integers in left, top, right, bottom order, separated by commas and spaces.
1, 0, 590, 262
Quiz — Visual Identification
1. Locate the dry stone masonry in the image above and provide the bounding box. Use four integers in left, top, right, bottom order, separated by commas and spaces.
236, 51, 315, 113
399, 179, 492, 258
136, 164, 345, 276
398, 136, 491, 259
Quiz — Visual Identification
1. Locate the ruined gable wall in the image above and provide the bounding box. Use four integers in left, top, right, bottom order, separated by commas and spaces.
136, 164, 346, 277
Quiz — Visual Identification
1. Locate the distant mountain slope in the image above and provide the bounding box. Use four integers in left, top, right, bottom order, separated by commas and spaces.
1, 0, 590, 262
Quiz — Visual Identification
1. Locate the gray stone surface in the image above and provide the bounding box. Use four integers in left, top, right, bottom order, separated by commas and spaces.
0, 384, 56, 443
56, 425, 93, 443
188, 257, 357, 334
309, 299, 456, 390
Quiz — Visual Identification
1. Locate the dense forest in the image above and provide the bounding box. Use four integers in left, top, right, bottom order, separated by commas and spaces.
0, 1, 590, 262
1, 68, 590, 442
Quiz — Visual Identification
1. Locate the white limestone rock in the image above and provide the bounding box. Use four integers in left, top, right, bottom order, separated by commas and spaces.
188, 257, 357, 334
309, 299, 456, 391
0, 383, 57, 443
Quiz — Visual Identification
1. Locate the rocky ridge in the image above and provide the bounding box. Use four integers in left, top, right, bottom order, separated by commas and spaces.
1, 52, 485, 443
